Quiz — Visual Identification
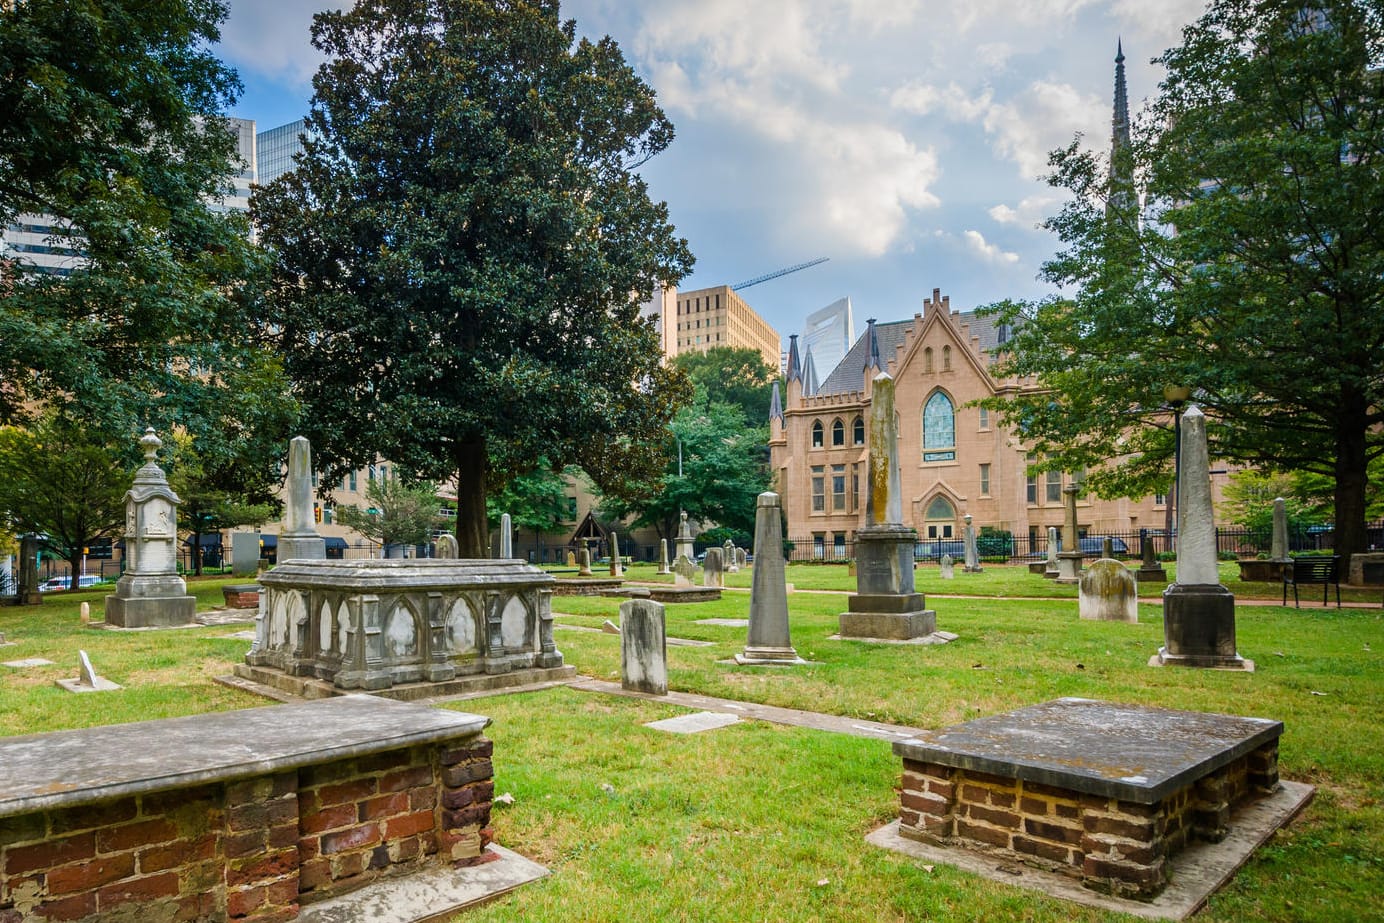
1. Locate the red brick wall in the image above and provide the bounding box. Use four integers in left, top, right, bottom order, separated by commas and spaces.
0, 735, 493, 923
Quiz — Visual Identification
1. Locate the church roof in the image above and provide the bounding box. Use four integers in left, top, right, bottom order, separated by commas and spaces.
815, 310, 1010, 396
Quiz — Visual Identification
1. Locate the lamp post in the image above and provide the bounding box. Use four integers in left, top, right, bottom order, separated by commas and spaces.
1163, 385, 1191, 553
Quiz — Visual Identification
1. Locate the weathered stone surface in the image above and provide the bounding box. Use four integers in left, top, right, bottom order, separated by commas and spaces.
738, 492, 804, 665
962, 515, 982, 572
645, 712, 740, 734
674, 511, 696, 563
608, 532, 623, 577
894, 698, 1282, 804
1055, 486, 1083, 585
939, 554, 954, 580
434, 534, 459, 559
702, 547, 723, 588
231, 532, 261, 577
1078, 559, 1138, 622
620, 599, 667, 695
278, 435, 327, 563
672, 554, 696, 588
1045, 526, 1060, 578
577, 548, 593, 577
866, 372, 904, 527
499, 514, 513, 559
656, 539, 671, 575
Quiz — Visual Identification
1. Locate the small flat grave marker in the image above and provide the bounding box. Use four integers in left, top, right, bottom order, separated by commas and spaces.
3, 658, 54, 668
645, 711, 740, 734
55, 650, 121, 693
695, 618, 749, 627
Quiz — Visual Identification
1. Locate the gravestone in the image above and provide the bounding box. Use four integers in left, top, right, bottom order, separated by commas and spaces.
703, 547, 723, 588
1137, 531, 1167, 582
104, 429, 197, 628
1102, 537, 1114, 559
17, 534, 40, 605
1270, 497, 1289, 562
578, 548, 593, 577
79, 602, 90, 624
839, 373, 936, 640
434, 533, 459, 559
55, 650, 121, 693
674, 511, 696, 563
1044, 526, 1060, 579
620, 597, 667, 695
1055, 486, 1082, 584
656, 539, 671, 575
962, 515, 982, 573
673, 554, 696, 588
277, 436, 327, 562
609, 532, 624, 577
1153, 406, 1251, 670
724, 540, 739, 573
736, 492, 805, 665
1079, 558, 1138, 622
231, 532, 261, 577
938, 555, 954, 579
499, 513, 513, 559
736, 547, 748, 569
566, 550, 576, 567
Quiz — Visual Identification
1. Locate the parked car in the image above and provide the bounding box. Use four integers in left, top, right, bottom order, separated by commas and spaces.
1078, 536, 1130, 557
38, 575, 108, 592
913, 540, 966, 560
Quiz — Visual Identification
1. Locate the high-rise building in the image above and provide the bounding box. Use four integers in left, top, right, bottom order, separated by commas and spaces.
638, 284, 677, 358
800, 296, 854, 381
672, 284, 780, 370
257, 119, 308, 185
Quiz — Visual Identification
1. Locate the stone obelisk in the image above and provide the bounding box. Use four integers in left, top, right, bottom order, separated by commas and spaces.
105, 428, 197, 627
1152, 406, 1252, 670
737, 492, 805, 664
277, 436, 326, 563
1055, 485, 1083, 584
839, 372, 936, 639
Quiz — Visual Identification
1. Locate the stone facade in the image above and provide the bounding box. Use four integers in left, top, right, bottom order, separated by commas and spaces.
770, 289, 1220, 553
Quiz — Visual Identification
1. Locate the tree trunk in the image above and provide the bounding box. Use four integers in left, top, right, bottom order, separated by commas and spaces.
1332, 395, 1369, 562
67, 552, 81, 590
454, 438, 490, 558
192, 529, 204, 577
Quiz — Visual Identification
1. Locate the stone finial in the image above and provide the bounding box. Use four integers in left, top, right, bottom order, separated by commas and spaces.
139, 427, 162, 463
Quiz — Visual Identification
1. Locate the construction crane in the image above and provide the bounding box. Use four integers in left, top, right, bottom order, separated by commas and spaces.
731, 257, 829, 292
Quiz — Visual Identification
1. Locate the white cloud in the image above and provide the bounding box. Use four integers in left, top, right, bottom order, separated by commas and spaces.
982, 80, 1105, 179
889, 81, 993, 120
963, 230, 1020, 264
220, 0, 337, 86
988, 194, 1059, 227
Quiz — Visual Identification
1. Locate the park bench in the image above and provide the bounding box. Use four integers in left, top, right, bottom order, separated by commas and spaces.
1282, 555, 1340, 608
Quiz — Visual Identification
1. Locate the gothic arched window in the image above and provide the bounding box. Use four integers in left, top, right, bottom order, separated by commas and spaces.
923, 391, 956, 461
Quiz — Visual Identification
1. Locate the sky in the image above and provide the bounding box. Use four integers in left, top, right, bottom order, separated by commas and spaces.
219, 0, 1207, 354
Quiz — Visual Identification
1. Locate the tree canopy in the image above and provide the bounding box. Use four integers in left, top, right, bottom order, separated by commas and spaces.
672, 346, 779, 426
0, 0, 276, 449
253, 0, 693, 557
983, 0, 1384, 559
335, 476, 444, 550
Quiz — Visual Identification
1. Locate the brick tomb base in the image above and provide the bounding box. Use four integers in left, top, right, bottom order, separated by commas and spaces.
0, 696, 496, 922
894, 698, 1283, 901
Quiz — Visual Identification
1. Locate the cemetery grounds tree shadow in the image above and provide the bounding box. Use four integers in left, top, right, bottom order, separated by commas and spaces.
253, 0, 694, 558
981, 0, 1384, 560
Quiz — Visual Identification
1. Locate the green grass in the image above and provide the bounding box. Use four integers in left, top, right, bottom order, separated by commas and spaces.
2, 568, 1382, 921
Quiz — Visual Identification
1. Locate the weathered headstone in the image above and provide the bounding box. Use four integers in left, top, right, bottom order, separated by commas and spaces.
609, 532, 624, 577
724, 539, 739, 573
1270, 497, 1289, 562
17, 534, 40, 605
1079, 558, 1138, 622
79, 602, 90, 624
938, 554, 954, 580
104, 429, 197, 628
620, 598, 668, 695
566, 549, 576, 567
1153, 406, 1251, 670
1102, 537, 1115, 559
962, 514, 982, 573
578, 548, 593, 577
499, 513, 513, 559
673, 554, 696, 588
277, 436, 327, 563
703, 547, 723, 588
1044, 526, 1060, 579
674, 511, 696, 563
1055, 485, 1083, 584
737, 492, 804, 664
656, 539, 671, 575
736, 547, 748, 569
434, 533, 459, 559
56, 650, 121, 693
1137, 531, 1167, 582
231, 532, 261, 577
839, 372, 936, 639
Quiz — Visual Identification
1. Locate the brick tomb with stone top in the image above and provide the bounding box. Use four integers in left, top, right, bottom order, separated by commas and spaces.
893, 697, 1283, 900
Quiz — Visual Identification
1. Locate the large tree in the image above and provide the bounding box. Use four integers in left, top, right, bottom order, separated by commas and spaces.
672, 346, 779, 426
984, 0, 1384, 559
0, 0, 273, 447
253, 0, 693, 557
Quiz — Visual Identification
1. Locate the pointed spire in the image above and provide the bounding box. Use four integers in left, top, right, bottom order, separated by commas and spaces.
786, 334, 802, 383
865, 318, 881, 371
769, 380, 782, 422
801, 346, 820, 397
1108, 39, 1135, 219
1112, 39, 1130, 150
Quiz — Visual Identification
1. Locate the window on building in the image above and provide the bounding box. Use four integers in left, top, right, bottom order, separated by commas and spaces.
813, 534, 826, 560
567, 496, 578, 519
924, 496, 956, 539
922, 391, 955, 460
1155, 492, 1168, 506
851, 463, 860, 511
323, 505, 334, 525
811, 420, 824, 448
978, 407, 989, 430
1026, 455, 1037, 504
811, 466, 825, 512
834, 533, 846, 558
980, 463, 991, 497
380, 465, 389, 481
832, 465, 846, 510
349, 470, 358, 491
368, 464, 376, 482
943, 345, 952, 370
1046, 470, 1062, 503
924, 347, 934, 373
831, 419, 845, 446
852, 416, 865, 445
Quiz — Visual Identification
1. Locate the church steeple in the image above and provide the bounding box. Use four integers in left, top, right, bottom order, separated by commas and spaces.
785, 334, 802, 383
1107, 39, 1136, 219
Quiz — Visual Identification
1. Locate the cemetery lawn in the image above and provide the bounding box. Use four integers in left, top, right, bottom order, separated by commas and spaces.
1, 571, 1380, 921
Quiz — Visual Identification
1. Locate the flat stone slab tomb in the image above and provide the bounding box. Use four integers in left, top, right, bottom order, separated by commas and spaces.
881, 697, 1313, 911
237, 558, 574, 699
0, 695, 545, 922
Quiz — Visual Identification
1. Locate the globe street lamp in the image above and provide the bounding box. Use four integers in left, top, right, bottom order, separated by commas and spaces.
1163, 384, 1192, 553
